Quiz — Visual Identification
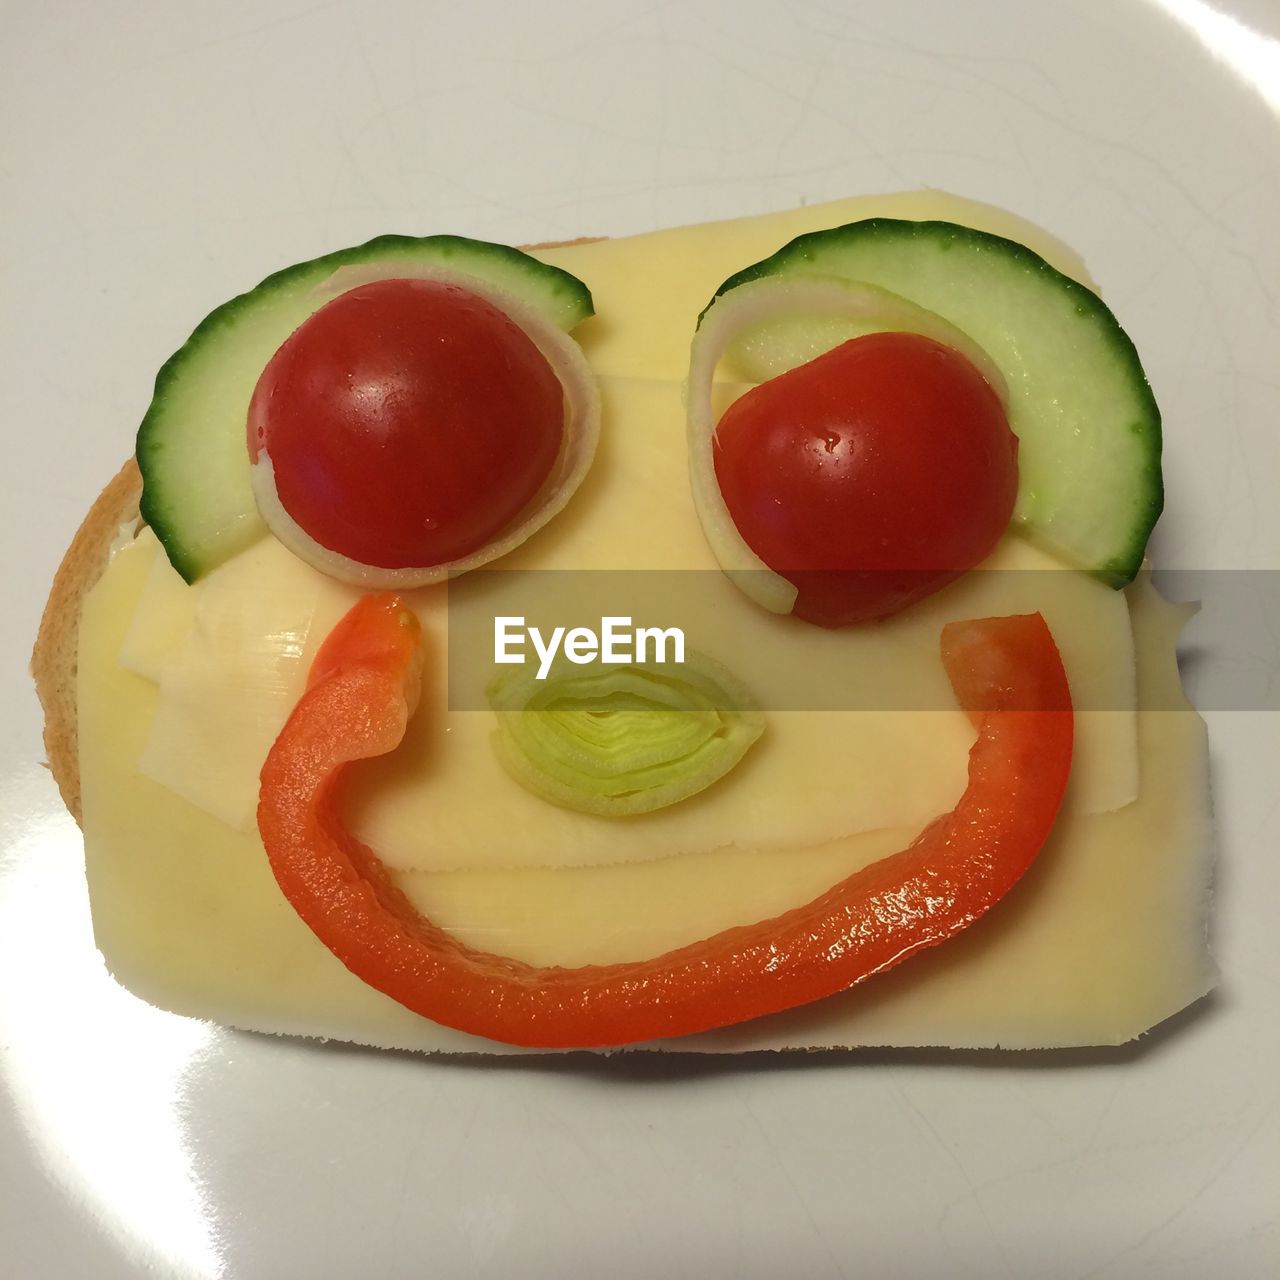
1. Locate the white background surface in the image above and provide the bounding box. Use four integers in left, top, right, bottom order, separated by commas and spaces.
3, 1, 1278, 1276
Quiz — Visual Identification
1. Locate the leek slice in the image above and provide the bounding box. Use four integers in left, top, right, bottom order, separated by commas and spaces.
487, 653, 765, 817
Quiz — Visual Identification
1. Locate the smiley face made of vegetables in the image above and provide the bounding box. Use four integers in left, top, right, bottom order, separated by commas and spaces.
94, 189, 1203, 1049
246, 252, 1070, 1048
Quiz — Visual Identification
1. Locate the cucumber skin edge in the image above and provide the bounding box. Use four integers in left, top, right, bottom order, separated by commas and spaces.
136, 235, 596, 584
699, 218, 1164, 587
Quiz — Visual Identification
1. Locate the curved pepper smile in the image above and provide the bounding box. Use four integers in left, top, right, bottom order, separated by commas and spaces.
257, 593, 1073, 1049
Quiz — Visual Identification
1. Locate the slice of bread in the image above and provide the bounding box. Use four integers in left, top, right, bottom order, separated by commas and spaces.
31, 210, 1214, 1053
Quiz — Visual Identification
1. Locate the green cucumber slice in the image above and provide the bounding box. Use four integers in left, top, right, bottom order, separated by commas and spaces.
138, 236, 594, 583
704, 219, 1162, 586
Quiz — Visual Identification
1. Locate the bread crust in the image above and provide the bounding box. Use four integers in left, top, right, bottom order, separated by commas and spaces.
32, 459, 142, 824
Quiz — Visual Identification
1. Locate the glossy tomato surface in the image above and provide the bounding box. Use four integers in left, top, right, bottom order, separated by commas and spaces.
249, 278, 564, 569
713, 332, 1018, 625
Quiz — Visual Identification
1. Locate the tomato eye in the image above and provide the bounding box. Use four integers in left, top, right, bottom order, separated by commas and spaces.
248, 278, 566, 571
712, 332, 1018, 626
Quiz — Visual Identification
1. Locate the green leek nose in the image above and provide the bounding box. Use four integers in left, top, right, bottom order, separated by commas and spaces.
485, 651, 764, 818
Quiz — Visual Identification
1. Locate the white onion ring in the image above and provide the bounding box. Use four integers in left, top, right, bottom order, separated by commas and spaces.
249, 265, 600, 589
687, 276, 1009, 615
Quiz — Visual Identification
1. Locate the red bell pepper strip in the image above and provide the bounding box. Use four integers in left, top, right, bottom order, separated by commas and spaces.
258, 594, 1073, 1048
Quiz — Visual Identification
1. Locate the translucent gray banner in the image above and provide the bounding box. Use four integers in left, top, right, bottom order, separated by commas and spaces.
441, 569, 1279, 712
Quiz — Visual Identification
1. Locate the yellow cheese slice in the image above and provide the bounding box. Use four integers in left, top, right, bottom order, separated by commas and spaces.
126, 496, 1137, 867
116, 531, 197, 681
77, 528, 1211, 1051
135, 533, 346, 828
130, 364, 1138, 860
531, 191, 1097, 383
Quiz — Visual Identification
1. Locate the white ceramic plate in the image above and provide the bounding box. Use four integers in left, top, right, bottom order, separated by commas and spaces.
3, 2, 1277, 1275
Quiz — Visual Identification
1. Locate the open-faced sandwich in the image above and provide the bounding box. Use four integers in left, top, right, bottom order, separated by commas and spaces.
33, 193, 1213, 1053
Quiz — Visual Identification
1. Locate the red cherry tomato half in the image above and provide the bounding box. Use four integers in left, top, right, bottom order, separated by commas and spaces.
713, 332, 1018, 626
248, 278, 565, 569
